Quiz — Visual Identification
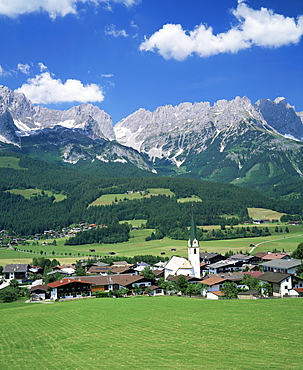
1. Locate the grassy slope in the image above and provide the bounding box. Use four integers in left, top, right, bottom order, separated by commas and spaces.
6, 188, 67, 202
0, 297, 302, 369
1, 224, 303, 265
247, 207, 285, 220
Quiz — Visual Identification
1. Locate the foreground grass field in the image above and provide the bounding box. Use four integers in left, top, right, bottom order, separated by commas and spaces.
0, 297, 302, 369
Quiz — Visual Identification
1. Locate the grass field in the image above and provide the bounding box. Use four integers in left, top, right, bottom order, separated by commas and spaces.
0, 297, 302, 369
247, 207, 285, 220
6, 188, 67, 202
1, 224, 303, 266
89, 188, 175, 206
0, 156, 25, 169
177, 195, 202, 203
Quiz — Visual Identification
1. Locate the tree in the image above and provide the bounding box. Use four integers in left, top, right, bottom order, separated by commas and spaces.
292, 243, 303, 259
262, 282, 273, 297
295, 262, 303, 278
133, 284, 142, 295
221, 281, 238, 298
241, 274, 261, 291
9, 278, 19, 290
142, 267, 156, 280
0, 286, 19, 302
176, 275, 188, 295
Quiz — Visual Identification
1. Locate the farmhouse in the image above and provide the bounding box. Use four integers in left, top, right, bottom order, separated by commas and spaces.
256, 272, 292, 297
260, 259, 301, 274
3, 264, 29, 282
47, 278, 93, 300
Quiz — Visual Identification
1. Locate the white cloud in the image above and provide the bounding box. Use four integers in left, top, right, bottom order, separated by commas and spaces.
105, 24, 129, 37
15, 72, 105, 104
102, 74, 114, 78
0, 66, 11, 77
0, 0, 140, 19
17, 63, 31, 75
38, 62, 48, 72
140, 2, 303, 60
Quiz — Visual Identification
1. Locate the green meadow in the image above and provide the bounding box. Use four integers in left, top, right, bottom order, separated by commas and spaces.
88, 188, 200, 206
0, 297, 302, 369
6, 188, 67, 202
0, 156, 25, 170
1, 223, 303, 266
247, 207, 285, 220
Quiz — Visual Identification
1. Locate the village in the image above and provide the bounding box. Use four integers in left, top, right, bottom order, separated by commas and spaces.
1, 216, 303, 302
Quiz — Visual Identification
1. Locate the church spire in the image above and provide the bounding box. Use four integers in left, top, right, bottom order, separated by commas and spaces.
188, 207, 199, 248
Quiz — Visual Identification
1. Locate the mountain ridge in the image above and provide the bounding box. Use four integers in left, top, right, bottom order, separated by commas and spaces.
1, 84, 303, 193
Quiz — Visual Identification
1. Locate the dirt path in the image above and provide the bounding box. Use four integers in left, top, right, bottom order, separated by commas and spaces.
249, 234, 303, 254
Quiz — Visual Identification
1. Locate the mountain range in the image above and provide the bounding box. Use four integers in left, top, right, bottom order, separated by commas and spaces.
1, 84, 303, 193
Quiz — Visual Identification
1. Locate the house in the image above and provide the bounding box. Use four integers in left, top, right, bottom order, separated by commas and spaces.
237, 289, 261, 299
260, 259, 301, 274
206, 260, 243, 274
111, 261, 133, 267
202, 276, 226, 299
256, 272, 292, 297
47, 278, 93, 300
51, 264, 76, 275
3, 264, 29, 282
30, 285, 49, 300
199, 252, 226, 264
74, 274, 155, 294
148, 286, 165, 296
230, 254, 259, 264
261, 253, 291, 261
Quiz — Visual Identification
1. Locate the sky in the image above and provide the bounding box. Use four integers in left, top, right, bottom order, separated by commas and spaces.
0, 0, 302, 124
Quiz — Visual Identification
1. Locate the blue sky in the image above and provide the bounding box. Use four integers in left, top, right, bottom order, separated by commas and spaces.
0, 0, 302, 124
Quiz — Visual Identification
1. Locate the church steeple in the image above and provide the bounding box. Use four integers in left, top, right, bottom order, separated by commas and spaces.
187, 207, 200, 278
188, 208, 199, 248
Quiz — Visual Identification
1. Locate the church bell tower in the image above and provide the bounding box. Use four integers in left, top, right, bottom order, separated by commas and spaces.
188, 209, 200, 278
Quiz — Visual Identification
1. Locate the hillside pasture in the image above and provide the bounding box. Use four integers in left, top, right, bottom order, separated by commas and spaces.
6, 188, 67, 202
89, 188, 175, 207
0, 156, 25, 169
0, 297, 302, 369
248, 207, 285, 220
177, 195, 202, 203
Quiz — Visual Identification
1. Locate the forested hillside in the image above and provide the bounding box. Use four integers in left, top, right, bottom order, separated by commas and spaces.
0, 151, 300, 237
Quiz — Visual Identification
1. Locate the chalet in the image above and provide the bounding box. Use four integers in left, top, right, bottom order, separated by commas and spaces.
253, 219, 269, 224
202, 276, 226, 299
206, 260, 243, 274
256, 272, 292, 297
199, 252, 226, 264
230, 254, 259, 264
30, 285, 49, 300
75, 274, 155, 294
47, 278, 93, 300
148, 286, 165, 296
3, 264, 29, 282
260, 259, 301, 274
261, 253, 291, 261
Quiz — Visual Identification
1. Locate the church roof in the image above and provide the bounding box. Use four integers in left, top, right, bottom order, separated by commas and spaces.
189, 209, 198, 247
165, 256, 193, 274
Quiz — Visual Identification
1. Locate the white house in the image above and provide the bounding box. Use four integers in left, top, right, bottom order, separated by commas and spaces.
260, 259, 301, 275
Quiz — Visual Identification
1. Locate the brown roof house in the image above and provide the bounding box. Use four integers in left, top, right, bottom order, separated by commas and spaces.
202, 276, 227, 300
47, 278, 93, 300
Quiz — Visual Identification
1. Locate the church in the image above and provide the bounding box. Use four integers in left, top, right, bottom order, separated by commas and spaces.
164, 211, 200, 279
